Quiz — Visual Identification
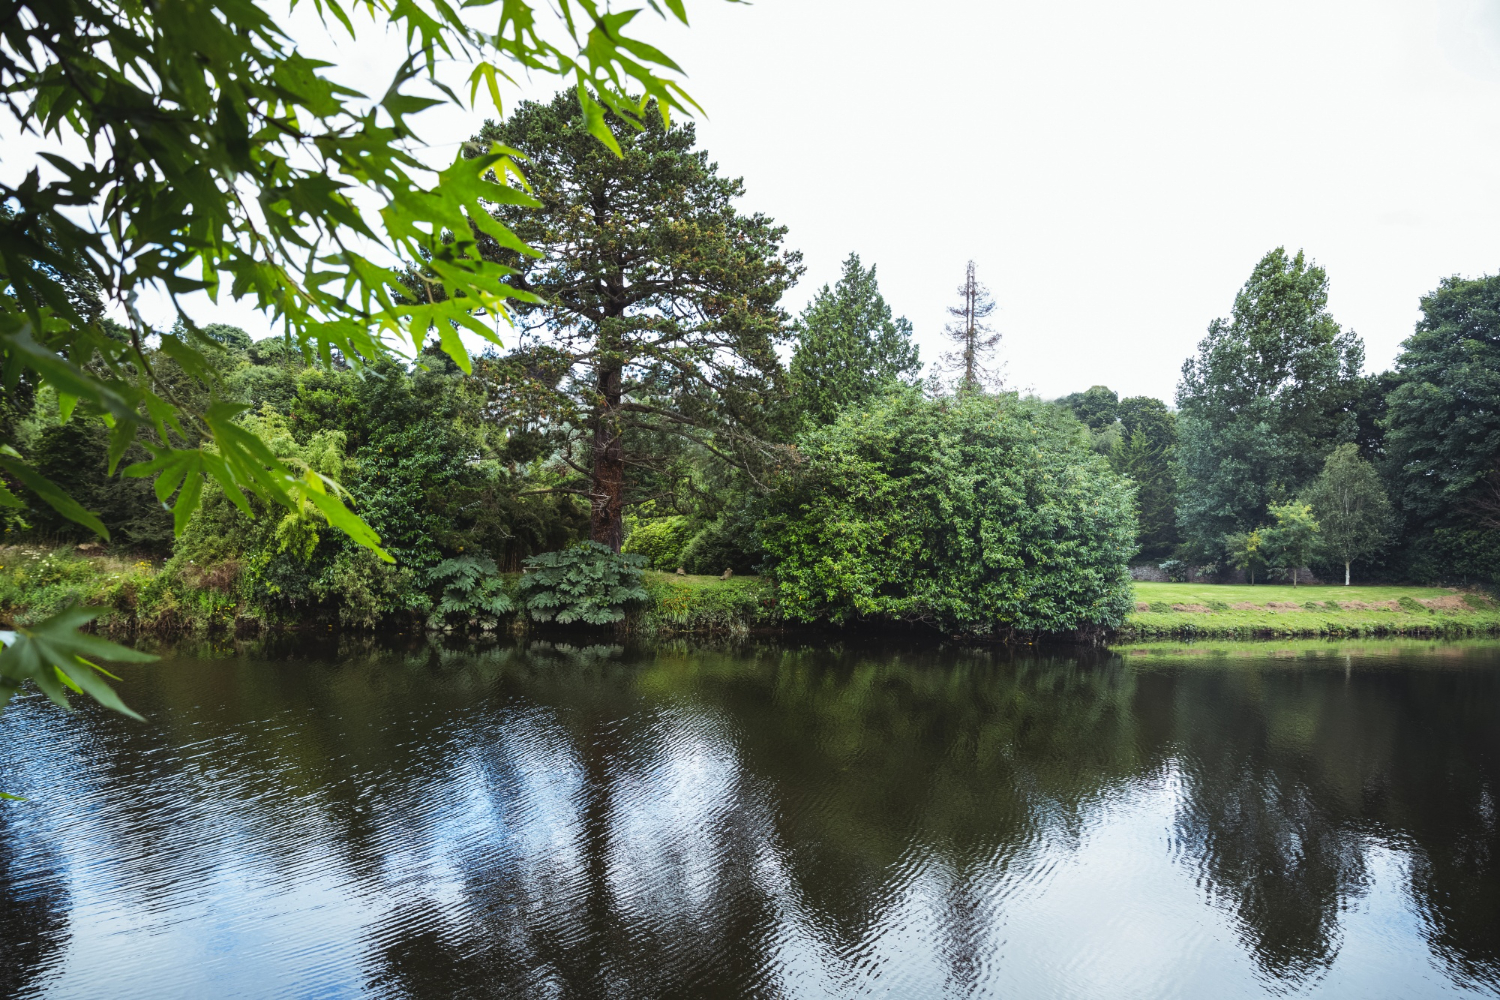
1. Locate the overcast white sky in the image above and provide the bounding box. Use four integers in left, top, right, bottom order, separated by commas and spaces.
69, 0, 1500, 402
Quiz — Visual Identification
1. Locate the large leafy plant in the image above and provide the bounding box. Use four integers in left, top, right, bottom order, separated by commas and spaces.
519, 542, 647, 625
427, 554, 514, 631
761, 389, 1138, 636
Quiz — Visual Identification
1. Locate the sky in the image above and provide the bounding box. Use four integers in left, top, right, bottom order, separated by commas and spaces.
26, 0, 1500, 403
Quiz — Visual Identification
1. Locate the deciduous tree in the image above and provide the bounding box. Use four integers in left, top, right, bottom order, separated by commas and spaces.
1175, 248, 1364, 560
0, 0, 722, 713
1301, 443, 1391, 585
1261, 501, 1319, 586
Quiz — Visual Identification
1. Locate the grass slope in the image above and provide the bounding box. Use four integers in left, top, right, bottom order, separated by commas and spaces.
1123, 581, 1500, 638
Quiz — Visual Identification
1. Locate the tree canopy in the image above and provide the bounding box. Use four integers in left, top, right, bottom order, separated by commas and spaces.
464, 91, 803, 550
1383, 273, 1500, 584
1302, 443, 1391, 585
1175, 248, 1364, 559
0, 0, 724, 715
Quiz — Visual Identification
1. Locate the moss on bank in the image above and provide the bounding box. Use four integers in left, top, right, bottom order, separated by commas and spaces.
1120, 581, 1500, 639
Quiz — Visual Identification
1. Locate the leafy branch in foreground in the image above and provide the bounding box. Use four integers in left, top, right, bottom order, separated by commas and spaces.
0, 0, 722, 717
0, 607, 156, 718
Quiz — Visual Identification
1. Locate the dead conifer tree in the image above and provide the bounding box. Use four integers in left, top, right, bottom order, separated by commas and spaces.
941, 260, 1002, 392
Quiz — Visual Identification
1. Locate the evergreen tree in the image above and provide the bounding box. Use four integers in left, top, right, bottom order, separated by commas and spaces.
1383, 273, 1500, 584
1302, 443, 1391, 585
468, 92, 804, 550
1110, 396, 1179, 561
1175, 248, 1364, 561
789, 253, 920, 426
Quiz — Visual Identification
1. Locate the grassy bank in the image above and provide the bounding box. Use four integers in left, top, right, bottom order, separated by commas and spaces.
635, 571, 777, 636
0, 544, 778, 637
1122, 581, 1500, 638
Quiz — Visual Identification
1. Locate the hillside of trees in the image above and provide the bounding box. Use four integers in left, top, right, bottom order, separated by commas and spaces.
3, 92, 1498, 641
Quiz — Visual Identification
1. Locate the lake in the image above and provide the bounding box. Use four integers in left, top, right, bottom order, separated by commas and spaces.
1, 637, 1497, 999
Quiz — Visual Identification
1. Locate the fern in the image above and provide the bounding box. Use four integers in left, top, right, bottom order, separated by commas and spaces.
519, 542, 648, 625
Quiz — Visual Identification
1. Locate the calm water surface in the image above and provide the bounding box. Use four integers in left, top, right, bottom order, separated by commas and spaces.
1, 637, 1498, 999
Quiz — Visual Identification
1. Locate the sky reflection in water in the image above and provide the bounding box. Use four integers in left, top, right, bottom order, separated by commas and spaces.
0, 638, 1497, 999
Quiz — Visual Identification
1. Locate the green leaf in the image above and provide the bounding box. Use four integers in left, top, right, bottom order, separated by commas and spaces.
0, 608, 154, 721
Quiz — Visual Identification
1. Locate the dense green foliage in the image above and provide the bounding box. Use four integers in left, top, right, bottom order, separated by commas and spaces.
1383, 274, 1500, 585
1175, 249, 1365, 561
1261, 502, 1319, 586
789, 254, 921, 427
762, 389, 1137, 636
464, 92, 803, 549
519, 542, 648, 625
1060, 386, 1121, 430
426, 555, 515, 631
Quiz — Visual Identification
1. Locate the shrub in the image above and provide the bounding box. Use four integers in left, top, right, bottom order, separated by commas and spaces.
681, 508, 762, 576
425, 554, 512, 631
622, 515, 697, 571
519, 542, 648, 625
762, 389, 1137, 635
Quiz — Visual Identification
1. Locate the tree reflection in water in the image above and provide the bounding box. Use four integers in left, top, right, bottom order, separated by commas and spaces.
0, 637, 1495, 998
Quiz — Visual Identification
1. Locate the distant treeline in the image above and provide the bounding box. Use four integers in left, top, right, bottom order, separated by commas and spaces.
1056, 247, 1498, 589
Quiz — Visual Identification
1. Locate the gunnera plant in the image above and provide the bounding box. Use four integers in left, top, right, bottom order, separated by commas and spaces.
427, 554, 514, 631
519, 542, 648, 625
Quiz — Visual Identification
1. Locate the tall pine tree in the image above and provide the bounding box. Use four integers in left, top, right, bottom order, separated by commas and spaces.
466, 92, 804, 550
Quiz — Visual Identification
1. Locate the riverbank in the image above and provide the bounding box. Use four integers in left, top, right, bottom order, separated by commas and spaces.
1120, 581, 1500, 638
0, 544, 777, 637
6, 543, 1497, 641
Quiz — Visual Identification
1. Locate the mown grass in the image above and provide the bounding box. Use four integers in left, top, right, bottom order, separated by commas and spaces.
1122, 581, 1500, 638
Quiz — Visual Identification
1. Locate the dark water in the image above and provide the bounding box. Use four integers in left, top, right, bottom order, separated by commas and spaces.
1, 637, 1498, 999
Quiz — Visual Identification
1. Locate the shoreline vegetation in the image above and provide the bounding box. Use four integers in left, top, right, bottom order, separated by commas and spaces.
5, 543, 1495, 643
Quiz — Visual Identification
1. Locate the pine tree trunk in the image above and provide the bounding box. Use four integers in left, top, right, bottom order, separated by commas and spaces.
590, 361, 625, 552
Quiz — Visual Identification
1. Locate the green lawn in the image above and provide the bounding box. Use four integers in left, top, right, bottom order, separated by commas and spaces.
1124, 580, 1500, 638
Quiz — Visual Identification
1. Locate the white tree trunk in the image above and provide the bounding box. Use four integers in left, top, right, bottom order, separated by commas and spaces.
1345, 561, 1351, 586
